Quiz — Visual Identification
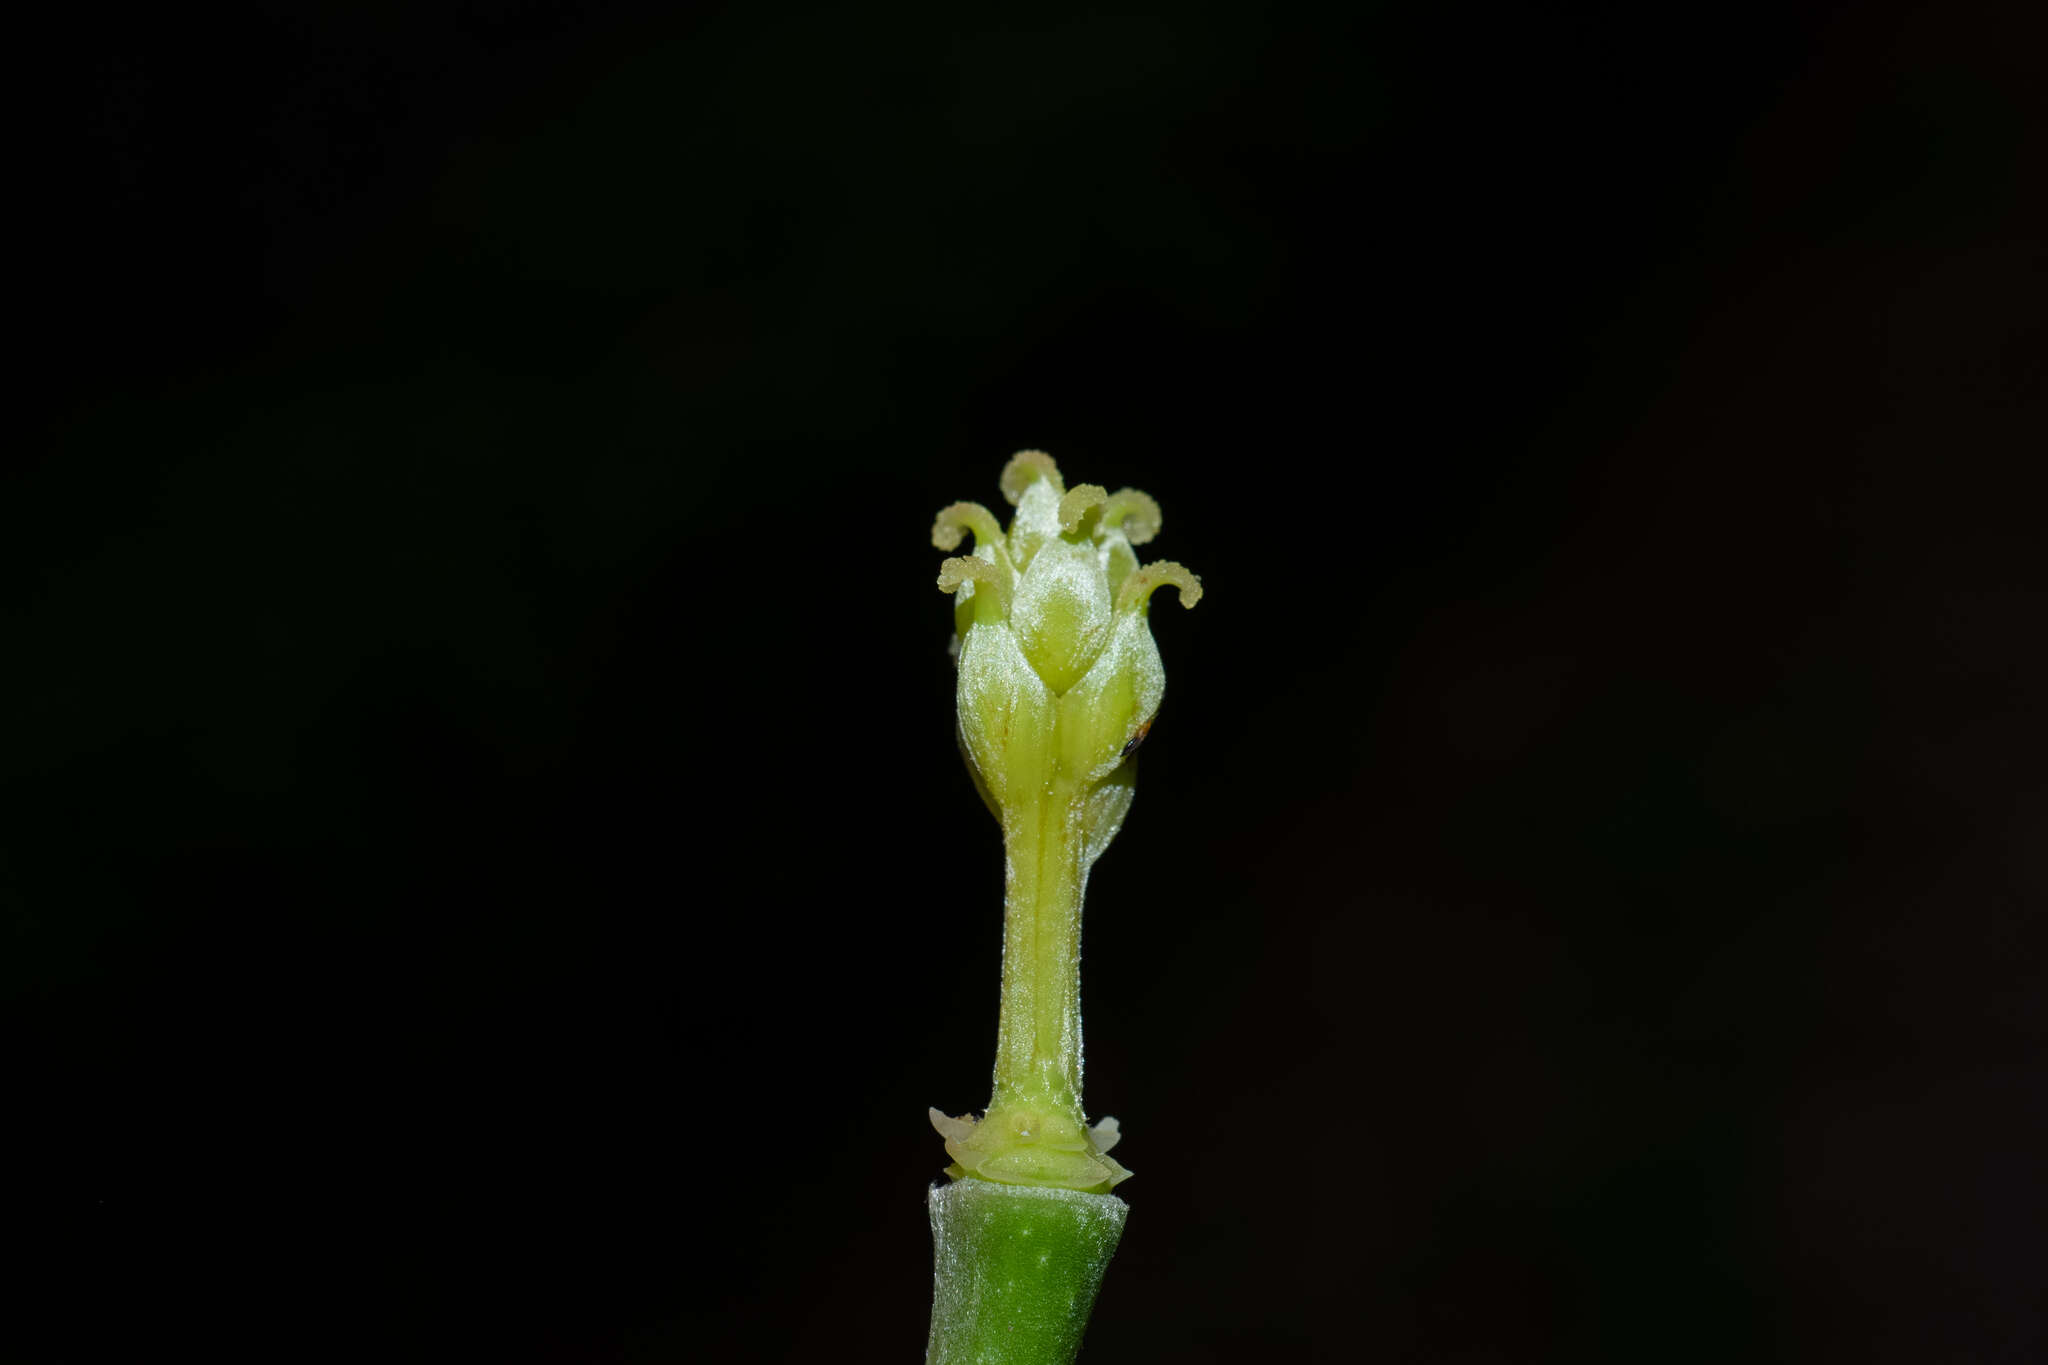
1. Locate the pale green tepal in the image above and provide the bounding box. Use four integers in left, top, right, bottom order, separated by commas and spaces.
927, 450, 1201, 1196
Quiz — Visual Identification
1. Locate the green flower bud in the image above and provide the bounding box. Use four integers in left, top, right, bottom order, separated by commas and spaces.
929, 451, 1200, 1194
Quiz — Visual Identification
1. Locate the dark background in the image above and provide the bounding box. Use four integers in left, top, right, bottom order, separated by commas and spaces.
7, 2, 2044, 1360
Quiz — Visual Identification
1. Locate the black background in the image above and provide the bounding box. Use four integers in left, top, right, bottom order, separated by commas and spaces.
8, 2, 2046, 1361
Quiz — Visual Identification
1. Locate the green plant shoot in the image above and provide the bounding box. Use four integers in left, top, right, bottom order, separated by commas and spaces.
922, 451, 1200, 1363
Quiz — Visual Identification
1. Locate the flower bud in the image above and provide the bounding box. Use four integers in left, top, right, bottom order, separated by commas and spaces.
935, 453, 1199, 854
930, 452, 1200, 1193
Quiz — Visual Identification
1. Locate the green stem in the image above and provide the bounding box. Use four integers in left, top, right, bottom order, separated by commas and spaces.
993, 779, 1086, 1120
925, 1178, 1128, 1365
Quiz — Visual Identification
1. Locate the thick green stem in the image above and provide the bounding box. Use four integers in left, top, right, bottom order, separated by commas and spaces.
925, 1178, 1127, 1365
